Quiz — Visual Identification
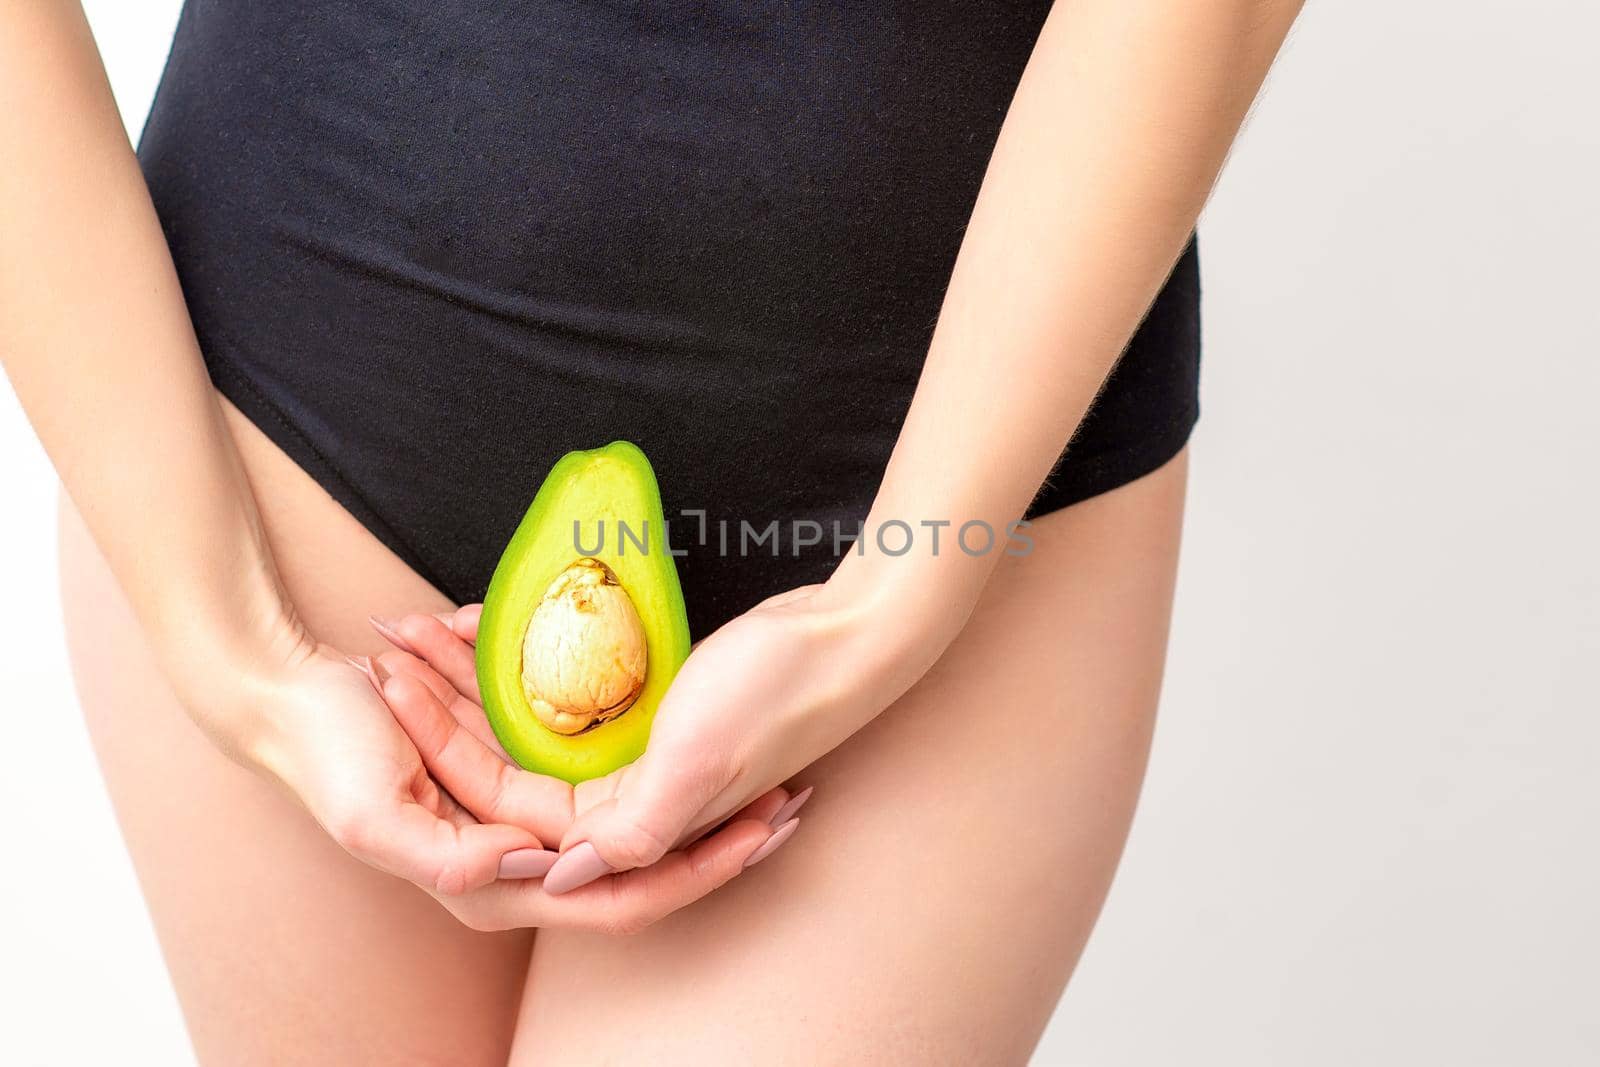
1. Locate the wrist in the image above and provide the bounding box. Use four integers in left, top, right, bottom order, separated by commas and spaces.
813, 545, 990, 702
820, 537, 992, 653
148, 582, 313, 764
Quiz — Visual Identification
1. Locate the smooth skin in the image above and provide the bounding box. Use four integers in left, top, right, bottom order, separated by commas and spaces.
6, 0, 791, 936
370, 450, 1187, 1063
512, 0, 1306, 890
6, 0, 1302, 1062
62, 409, 1184, 1064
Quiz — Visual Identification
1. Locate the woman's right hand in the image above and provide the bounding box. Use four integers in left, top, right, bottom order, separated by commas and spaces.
4, 0, 792, 938
202, 630, 786, 934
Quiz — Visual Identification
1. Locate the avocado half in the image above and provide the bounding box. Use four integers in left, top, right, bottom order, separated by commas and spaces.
476, 441, 690, 784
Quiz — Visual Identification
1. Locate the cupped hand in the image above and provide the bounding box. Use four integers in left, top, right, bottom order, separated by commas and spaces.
218, 630, 790, 934
233, 639, 543, 901
366, 608, 801, 927
378, 583, 916, 897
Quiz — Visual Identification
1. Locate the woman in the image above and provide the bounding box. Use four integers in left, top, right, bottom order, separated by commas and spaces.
3, 1, 1302, 1062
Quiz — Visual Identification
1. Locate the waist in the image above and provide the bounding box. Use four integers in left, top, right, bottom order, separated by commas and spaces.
139, 1, 1054, 349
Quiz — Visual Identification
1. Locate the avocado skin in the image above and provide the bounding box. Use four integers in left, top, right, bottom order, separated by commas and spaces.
476, 441, 691, 784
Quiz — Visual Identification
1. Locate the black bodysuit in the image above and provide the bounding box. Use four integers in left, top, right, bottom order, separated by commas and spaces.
138, 1, 1200, 640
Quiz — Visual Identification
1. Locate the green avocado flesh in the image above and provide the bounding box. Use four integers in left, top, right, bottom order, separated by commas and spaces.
476, 441, 690, 784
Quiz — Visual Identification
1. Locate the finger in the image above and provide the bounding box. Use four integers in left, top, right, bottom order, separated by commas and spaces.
731, 786, 791, 828
392, 613, 482, 705
553, 740, 734, 879
383, 671, 575, 845
452, 604, 482, 643
580, 817, 783, 929
679, 785, 792, 847
766, 784, 813, 827
460, 816, 786, 934
375, 648, 454, 704
556, 766, 786, 884
337, 797, 541, 898
570, 763, 630, 820
368, 615, 420, 656
428, 605, 479, 644
374, 648, 511, 760
412, 774, 559, 880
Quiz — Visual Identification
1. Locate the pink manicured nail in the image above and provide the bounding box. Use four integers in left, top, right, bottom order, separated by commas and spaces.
346, 654, 384, 697
542, 841, 614, 896
769, 786, 813, 828
744, 818, 800, 869
368, 615, 419, 655
498, 848, 560, 880
371, 658, 392, 686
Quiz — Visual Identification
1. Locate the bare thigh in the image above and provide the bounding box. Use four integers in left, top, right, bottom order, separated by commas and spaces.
515, 450, 1189, 1065
60, 398, 532, 1066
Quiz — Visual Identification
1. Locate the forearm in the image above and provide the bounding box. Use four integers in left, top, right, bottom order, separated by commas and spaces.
830, 0, 1303, 646
0, 5, 297, 704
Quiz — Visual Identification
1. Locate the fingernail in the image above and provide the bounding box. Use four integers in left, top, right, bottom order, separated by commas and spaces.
368, 615, 419, 655
497, 848, 560, 880
542, 841, 614, 896
371, 658, 392, 686
769, 786, 813, 828
744, 818, 800, 869
346, 654, 384, 697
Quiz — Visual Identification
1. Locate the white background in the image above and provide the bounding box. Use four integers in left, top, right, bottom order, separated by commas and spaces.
3, 2, 1596, 1064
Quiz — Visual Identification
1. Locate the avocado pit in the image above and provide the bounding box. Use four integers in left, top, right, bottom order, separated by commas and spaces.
520, 557, 648, 736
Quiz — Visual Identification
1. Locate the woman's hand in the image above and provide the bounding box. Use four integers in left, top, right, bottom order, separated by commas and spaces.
366, 608, 806, 922
236, 638, 552, 902
206, 626, 791, 934
377, 582, 931, 896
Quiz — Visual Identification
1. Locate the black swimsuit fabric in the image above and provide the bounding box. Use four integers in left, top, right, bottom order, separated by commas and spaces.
138, 0, 1200, 641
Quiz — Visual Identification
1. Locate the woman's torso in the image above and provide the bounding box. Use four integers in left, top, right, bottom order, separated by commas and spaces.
139, 0, 1198, 638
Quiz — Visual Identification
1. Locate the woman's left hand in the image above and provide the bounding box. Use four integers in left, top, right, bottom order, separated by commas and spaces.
377, 582, 927, 895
